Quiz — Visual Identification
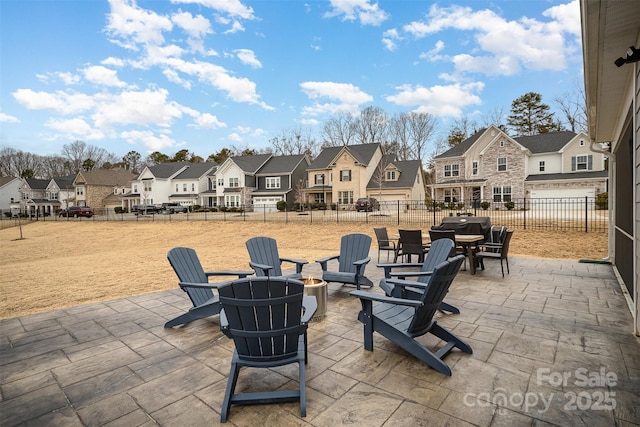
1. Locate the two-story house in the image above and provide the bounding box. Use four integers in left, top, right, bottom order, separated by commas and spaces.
367, 155, 426, 208
213, 154, 271, 209
252, 154, 310, 212
18, 178, 58, 217
74, 168, 137, 210
0, 177, 22, 216
431, 126, 607, 206
128, 162, 217, 210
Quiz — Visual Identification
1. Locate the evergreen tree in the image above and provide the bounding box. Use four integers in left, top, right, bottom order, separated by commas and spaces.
507, 92, 560, 136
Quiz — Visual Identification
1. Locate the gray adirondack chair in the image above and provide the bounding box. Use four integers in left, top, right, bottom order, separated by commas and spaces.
351, 255, 472, 376
246, 236, 308, 279
316, 233, 373, 290
378, 238, 459, 314
218, 277, 317, 422
165, 247, 253, 328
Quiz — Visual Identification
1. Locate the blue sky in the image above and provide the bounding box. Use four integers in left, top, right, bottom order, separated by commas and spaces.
0, 0, 583, 160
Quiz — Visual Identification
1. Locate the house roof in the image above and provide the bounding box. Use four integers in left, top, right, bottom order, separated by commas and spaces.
229, 154, 272, 173
514, 131, 578, 154
143, 162, 190, 179
525, 170, 608, 182
367, 158, 423, 189
173, 162, 217, 179
0, 177, 20, 187
52, 174, 76, 190
25, 178, 50, 190
434, 128, 487, 159
257, 154, 307, 175
76, 168, 136, 186
308, 143, 380, 169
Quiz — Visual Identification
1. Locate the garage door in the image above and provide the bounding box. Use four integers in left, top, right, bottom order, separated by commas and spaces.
253, 197, 282, 213
375, 194, 404, 209
529, 188, 595, 199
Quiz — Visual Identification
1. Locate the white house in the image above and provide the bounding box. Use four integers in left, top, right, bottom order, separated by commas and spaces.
0, 177, 21, 216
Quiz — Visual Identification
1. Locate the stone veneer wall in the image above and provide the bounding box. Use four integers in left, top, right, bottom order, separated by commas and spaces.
482, 139, 526, 200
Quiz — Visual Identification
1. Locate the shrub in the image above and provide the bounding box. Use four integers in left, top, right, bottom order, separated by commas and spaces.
504, 201, 515, 210
447, 202, 456, 210
456, 202, 465, 210
114, 206, 127, 214
480, 201, 490, 210
331, 203, 337, 210
595, 192, 608, 210
276, 200, 287, 211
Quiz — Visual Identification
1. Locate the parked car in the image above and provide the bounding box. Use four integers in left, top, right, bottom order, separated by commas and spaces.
59, 206, 94, 218
161, 203, 188, 214
131, 205, 161, 215
355, 197, 380, 212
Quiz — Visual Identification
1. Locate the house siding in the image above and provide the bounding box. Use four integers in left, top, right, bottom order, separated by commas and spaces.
483, 138, 527, 200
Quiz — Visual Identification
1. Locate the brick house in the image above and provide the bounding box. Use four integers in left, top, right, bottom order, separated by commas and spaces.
74, 168, 136, 209
430, 126, 608, 207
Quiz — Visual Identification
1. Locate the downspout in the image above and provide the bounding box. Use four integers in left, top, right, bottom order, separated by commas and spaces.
589, 139, 614, 262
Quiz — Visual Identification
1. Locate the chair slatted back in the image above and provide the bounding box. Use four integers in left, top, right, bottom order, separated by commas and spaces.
490, 226, 507, 244
500, 230, 514, 259
374, 227, 392, 249
408, 255, 465, 336
167, 247, 212, 307
219, 277, 305, 362
246, 237, 283, 277
338, 234, 372, 273
419, 239, 454, 283
429, 230, 457, 257
398, 229, 424, 258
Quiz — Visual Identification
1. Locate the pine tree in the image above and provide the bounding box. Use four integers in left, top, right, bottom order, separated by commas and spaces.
507, 92, 561, 136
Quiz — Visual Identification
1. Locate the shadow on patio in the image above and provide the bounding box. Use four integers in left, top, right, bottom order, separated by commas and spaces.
1, 254, 638, 426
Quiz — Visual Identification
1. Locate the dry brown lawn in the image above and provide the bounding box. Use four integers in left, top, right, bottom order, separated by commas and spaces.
0, 221, 607, 320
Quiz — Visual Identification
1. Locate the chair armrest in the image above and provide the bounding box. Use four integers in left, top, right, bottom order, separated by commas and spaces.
377, 262, 423, 278
249, 261, 274, 275
178, 281, 221, 290
301, 295, 318, 324
280, 257, 308, 274
219, 309, 231, 337
384, 278, 432, 290
316, 254, 339, 270
204, 270, 253, 278
353, 257, 371, 267
389, 270, 433, 278
349, 290, 423, 307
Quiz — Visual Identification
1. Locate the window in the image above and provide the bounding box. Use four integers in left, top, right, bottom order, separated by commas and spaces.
493, 186, 512, 202
338, 191, 353, 205
314, 174, 324, 185
133, 185, 138, 193
444, 164, 459, 177
229, 177, 239, 187
50, 192, 58, 200
443, 188, 459, 203
218, 178, 224, 187
183, 184, 187, 192
340, 170, 351, 181
539, 161, 545, 172
144, 182, 152, 192
444, 165, 451, 177
579, 139, 585, 146
176, 184, 179, 192
76, 187, 84, 196
266, 177, 281, 189
472, 161, 478, 175
386, 170, 396, 181
497, 157, 507, 171
500, 140, 505, 147
225, 195, 240, 207
572, 155, 592, 171
191, 183, 195, 192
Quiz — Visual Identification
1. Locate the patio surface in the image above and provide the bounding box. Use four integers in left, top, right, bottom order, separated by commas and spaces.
1, 254, 638, 426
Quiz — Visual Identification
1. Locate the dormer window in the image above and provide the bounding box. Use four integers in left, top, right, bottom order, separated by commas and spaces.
386, 170, 396, 181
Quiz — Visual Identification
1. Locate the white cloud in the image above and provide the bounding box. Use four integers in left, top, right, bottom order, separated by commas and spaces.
13, 89, 95, 114
91, 89, 184, 129
191, 112, 226, 129
403, 2, 581, 75
223, 20, 245, 34
386, 81, 484, 117
325, 0, 389, 26
228, 132, 243, 142
44, 117, 105, 140
83, 65, 127, 87
172, 11, 212, 38
105, 0, 173, 49
163, 69, 192, 89
120, 129, 176, 151
419, 40, 445, 62
171, 0, 255, 20
235, 49, 262, 68
0, 112, 19, 123
382, 28, 401, 51
300, 81, 373, 117
101, 56, 126, 67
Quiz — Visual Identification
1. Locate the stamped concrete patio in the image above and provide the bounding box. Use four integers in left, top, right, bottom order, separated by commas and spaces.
1, 255, 638, 426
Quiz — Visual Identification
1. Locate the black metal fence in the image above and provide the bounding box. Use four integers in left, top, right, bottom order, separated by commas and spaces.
2, 197, 608, 232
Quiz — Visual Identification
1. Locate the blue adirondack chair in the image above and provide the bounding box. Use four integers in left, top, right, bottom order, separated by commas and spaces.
218, 277, 317, 422
316, 233, 373, 290
246, 236, 308, 279
351, 255, 472, 376
165, 247, 253, 328
378, 238, 459, 314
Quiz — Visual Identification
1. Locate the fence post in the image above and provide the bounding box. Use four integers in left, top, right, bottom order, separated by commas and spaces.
397, 201, 400, 226
523, 198, 527, 230
585, 196, 588, 232
336, 203, 339, 223
433, 200, 436, 226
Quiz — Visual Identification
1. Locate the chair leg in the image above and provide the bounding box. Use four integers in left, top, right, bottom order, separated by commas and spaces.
221, 358, 241, 422
500, 259, 504, 277
506, 257, 510, 274
299, 359, 306, 417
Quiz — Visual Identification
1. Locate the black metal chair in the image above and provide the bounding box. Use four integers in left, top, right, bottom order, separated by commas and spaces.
351, 255, 472, 376
373, 227, 397, 262
165, 247, 253, 328
395, 229, 429, 263
476, 229, 514, 277
218, 277, 317, 422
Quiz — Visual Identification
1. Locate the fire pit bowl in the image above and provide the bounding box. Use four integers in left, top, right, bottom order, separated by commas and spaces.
302, 277, 327, 321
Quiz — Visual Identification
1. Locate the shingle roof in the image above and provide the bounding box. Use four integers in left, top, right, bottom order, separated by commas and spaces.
367, 158, 422, 189
52, 174, 76, 190
144, 162, 190, 179
25, 178, 50, 190
525, 170, 608, 181
0, 177, 20, 187
257, 155, 307, 174
173, 162, 217, 179
434, 128, 487, 159
308, 143, 380, 169
76, 168, 136, 186
230, 154, 272, 173
515, 131, 577, 154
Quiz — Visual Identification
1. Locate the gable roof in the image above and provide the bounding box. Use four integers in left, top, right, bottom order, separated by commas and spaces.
434, 128, 487, 159
0, 177, 20, 187
24, 178, 50, 190
257, 154, 308, 175
52, 174, 76, 190
308, 143, 380, 169
76, 168, 136, 186
173, 162, 217, 179
142, 162, 190, 179
515, 131, 578, 154
229, 154, 272, 173
367, 157, 422, 189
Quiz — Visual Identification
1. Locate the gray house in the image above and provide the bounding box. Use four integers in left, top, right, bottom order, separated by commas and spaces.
252, 154, 310, 212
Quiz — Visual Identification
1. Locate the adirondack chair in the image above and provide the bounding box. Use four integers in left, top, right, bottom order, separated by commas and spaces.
246, 236, 308, 279
351, 255, 472, 376
378, 238, 459, 314
218, 277, 317, 422
316, 233, 373, 290
165, 247, 253, 328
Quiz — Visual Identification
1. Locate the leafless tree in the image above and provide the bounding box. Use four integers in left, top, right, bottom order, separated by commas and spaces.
407, 111, 437, 166
270, 127, 319, 157
389, 113, 411, 160
353, 106, 389, 145
321, 112, 357, 147
61, 140, 117, 173
554, 83, 587, 133
294, 178, 307, 211
0, 147, 45, 178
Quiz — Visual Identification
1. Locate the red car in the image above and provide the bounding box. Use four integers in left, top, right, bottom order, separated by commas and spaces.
60, 206, 94, 218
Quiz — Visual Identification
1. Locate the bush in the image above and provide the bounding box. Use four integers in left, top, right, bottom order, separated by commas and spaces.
276, 200, 287, 211
480, 201, 490, 210
456, 202, 465, 210
595, 192, 608, 210
447, 202, 456, 210
504, 201, 515, 210
114, 206, 127, 214
331, 203, 337, 210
